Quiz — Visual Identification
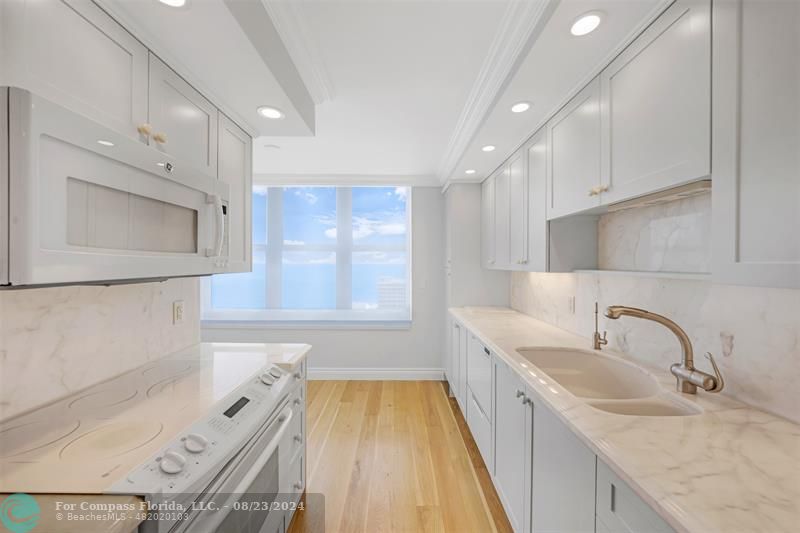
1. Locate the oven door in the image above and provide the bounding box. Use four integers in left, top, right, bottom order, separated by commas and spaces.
6, 88, 230, 287
172, 404, 294, 533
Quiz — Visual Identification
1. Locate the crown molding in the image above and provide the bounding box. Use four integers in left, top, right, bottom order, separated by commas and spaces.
436, 0, 557, 184
262, 0, 335, 104
253, 173, 440, 187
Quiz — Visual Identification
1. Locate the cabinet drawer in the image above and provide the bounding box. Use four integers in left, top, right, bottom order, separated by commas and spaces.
466, 335, 492, 419
466, 388, 492, 467
596, 461, 674, 533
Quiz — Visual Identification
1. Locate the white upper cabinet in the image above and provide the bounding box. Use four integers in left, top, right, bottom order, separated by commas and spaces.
547, 77, 602, 219
2, 0, 149, 142
493, 358, 532, 533
508, 151, 528, 268
526, 128, 548, 272
712, 0, 800, 289
493, 166, 511, 269
481, 175, 497, 268
148, 54, 219, 176
218, 114, 252, 274
600, 0, 711, 204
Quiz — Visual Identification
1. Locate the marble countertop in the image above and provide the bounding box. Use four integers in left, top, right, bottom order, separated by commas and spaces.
450, 307, 800, 533
0, 342, 312, 495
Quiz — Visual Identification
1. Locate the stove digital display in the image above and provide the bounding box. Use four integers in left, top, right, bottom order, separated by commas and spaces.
223, 396, 250, 418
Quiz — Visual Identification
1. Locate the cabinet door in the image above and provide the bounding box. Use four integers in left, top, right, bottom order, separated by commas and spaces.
600, 0, 711, 204
596, 461, 674, 533
526, 128, 548, 272
531, 400, 596, 533
494, 166, 511, 268
148, 54, 219, 176
218, 114, 252, 273
493, 360, 531, 533
457, 324, 468, 412
508, 151, 528, 268
547, 78, 602, 219
3, 0, 149, 141
712, 0, 800, 289
481, 176, 497, 268
449, 321, 462, 400
466, 334, 492, 419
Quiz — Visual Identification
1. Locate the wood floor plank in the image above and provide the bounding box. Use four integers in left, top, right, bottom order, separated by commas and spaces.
289, 380, 512, 533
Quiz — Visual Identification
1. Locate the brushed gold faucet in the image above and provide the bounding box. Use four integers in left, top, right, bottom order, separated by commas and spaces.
604, 306, 724, 394
593, 302, 608, 350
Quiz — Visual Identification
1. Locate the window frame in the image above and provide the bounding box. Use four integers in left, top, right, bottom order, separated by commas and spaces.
201, 185, 412, 326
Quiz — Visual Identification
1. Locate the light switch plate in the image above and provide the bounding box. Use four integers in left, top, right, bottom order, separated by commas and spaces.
173, 300, 185, 325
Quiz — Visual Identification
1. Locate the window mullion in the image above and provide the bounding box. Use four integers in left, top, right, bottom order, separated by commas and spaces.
336, 187, 353, 310
266, 188, 283, 308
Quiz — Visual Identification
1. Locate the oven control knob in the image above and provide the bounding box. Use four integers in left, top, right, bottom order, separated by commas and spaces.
268, 368, 282, 379
260, 373, 275, 386
184, 433, 208, 454
159, 451, 186, 474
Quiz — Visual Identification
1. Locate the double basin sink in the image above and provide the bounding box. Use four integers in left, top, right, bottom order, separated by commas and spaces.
516, 347, 702, 417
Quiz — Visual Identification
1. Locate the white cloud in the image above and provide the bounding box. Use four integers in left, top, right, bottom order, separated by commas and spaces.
394, 187, 408, 200
324, 228, 337, 239
283, 239, 305, 246
294, 188, 318, 205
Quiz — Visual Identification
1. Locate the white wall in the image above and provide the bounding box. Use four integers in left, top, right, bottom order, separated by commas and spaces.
0, 278, 200, 421
202, 187, 446, 379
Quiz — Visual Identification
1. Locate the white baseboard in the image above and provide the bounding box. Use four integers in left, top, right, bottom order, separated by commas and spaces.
308, 367, 445, 381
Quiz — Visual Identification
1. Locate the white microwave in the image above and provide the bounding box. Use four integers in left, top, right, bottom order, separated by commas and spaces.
1, 87, 230, 287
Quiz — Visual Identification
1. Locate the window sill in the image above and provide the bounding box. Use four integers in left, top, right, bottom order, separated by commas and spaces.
201, 320, 413, 331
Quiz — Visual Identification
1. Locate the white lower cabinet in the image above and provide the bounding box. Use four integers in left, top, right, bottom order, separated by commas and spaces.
448, 318, 469, 412
493, 359, 532, 533
596, 461, 674, 533
531, 400, 596, 533
450, 318, 674, 533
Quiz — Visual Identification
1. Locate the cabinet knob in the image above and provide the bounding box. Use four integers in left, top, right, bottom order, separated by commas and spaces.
588, 186, 600, 197
137, 123, 152, 137
599, 184, 609, 193
293, 482, 303, 490
153, 132, 168, 144
515, 389, 524, 398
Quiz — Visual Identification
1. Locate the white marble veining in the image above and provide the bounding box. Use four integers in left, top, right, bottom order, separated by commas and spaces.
0, 278, 201, 421
451, 307, 800, 533
598, 193, 712, 273
511, 271, 800, 423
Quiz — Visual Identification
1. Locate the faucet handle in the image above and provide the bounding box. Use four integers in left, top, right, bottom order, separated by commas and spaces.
704, 352, 725, 393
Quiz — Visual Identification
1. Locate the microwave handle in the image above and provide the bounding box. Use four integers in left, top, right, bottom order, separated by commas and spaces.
205, 194, 225, 258
187, 407, 294, 531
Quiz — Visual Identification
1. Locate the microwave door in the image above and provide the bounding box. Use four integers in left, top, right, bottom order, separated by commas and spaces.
7, 88, 223, 286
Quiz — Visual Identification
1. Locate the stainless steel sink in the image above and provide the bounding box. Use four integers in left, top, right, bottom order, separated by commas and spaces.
517, 347, 660, 400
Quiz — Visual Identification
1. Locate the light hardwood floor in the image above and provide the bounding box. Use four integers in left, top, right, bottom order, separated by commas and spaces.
288, 381, 512, 533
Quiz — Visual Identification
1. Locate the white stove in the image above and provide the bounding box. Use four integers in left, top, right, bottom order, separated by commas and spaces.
0, 343, 308, 498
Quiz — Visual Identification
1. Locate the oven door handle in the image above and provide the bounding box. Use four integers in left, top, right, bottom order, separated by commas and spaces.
187, 406, 294, 531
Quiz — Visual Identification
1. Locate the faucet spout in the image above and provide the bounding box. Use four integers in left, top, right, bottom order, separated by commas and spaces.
604, 306, 723, 394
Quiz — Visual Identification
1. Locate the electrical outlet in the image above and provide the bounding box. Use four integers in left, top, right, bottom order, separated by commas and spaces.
568, 296, 576, 314
173, 300, 185, 325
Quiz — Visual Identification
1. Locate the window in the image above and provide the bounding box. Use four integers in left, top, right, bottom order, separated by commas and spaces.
203, 186, 411, 323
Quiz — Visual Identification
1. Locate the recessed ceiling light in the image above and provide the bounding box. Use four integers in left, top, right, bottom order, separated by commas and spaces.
571, 12, 602, 36
257, 106, 285, 120
158, 0, 186, 6
511, 102, 531, 113
481, 145, 496, 152
97, 140, 114, 147
263, 144, 281, 149
465, 169, 476, 175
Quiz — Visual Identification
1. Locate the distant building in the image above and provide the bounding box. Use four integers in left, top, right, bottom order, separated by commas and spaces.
377, 277, 406, 309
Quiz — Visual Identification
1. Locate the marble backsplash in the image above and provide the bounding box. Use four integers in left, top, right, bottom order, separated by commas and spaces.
598, 193, 711, 273
0, 278, 200, 421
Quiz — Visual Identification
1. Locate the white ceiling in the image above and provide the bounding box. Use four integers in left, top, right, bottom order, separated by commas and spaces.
449, 0, 667, 183
252, 0, 513, 182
